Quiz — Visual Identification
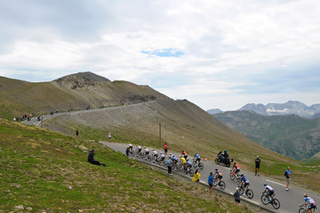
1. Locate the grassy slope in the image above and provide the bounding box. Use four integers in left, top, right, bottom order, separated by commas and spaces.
0, 119, 254, 213
0, 76, 169, 120
44, 100, 320, 192
213, 111, 320, 160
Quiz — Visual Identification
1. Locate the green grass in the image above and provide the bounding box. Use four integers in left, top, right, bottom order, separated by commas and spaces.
0, 119, 253, 212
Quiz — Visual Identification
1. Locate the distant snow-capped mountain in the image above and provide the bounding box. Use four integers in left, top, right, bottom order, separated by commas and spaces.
237, 101, 320, 118
207, 108, 222, 115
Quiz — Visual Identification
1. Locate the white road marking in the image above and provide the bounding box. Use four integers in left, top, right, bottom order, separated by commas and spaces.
265, 179, 286, 187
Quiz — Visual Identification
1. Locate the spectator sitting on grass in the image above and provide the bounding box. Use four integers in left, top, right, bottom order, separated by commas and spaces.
88, 149, 107, 167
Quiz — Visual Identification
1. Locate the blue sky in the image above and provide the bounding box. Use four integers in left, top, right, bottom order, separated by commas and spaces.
0, 0, 319, 110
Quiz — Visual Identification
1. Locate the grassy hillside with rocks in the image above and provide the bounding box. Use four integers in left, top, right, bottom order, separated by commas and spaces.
0, 72, 169, 120
213, 111, 320, 161
0, 119, 256, 213
43, 99, 320, 192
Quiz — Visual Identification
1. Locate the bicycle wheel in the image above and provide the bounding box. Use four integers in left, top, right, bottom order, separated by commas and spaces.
271, 198, 280, 209
198, 163, 204, 170
219, 181, 226, 190
189, 169, 194, 177
230, 172, 235, 180
238, 187, 243, 195
215, 158, 220, 165
246, 189, 254, 199
261, 195, 268, 205
298, 208, 307, 213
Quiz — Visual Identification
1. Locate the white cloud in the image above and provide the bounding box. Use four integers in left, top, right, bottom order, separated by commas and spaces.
0, 0, 320, 110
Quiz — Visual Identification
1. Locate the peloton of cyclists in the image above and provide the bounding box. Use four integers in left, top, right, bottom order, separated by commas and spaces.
238, 173, 250, 196
300, 193, 317, 213
262, 183, 274, 203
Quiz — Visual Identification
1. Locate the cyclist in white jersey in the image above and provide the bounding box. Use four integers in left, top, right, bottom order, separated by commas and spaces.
159, 153, 165, 164
144, 147, 149, 159
152, 149, 158, 161
263, 183, 274, 202
300, 193, 317, 213
136, 145, 142, 154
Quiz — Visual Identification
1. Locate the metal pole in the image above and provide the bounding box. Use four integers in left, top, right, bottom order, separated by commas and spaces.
159, 122, 161, 149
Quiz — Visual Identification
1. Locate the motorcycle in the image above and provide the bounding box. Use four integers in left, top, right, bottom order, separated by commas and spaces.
215, 151, 233, 167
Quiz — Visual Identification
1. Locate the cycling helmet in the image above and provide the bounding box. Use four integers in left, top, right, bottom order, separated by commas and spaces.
160, 152, 163, 154
170, 153, 172, 155
195, 153, 197, 155
234, 162, 236, 164
224, 150, 226, 152
153, 149, 155, 151
264, 183, 267, 186
144, 146, 146, 148
215, 168, 218, 170
240, 173, 244, 176
127, 146, 129, 148
304, 193, 308, 197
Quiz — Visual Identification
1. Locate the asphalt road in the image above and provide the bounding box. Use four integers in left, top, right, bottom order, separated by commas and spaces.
22, 102, 154, 126
103, 142, 320, 213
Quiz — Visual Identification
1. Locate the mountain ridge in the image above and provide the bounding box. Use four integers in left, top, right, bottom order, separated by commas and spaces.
0, 72, 169, 120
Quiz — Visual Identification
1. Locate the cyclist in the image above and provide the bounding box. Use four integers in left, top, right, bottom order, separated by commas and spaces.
214, 168, 223, 185
182, 150, 188, 159
136, 145, 142, 155
128, 143, 133, 151
262, 183, 274, 203
144, 146, 149, 159
159, 152, 165, 164
300, 193, 316, 213
152, 149, 158, 161
238, 173, 250, 196
180, 155, 187, 169
194, 153, 201, 166
233, 162, 240, 178
172, 155, 178, 170
186, 158, 193, 172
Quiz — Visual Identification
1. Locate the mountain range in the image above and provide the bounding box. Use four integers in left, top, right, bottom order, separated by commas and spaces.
213, 111, 320, 161
207, 100, 320, 118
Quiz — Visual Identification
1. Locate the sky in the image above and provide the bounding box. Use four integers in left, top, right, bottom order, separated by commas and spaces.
0, 0, 320, 111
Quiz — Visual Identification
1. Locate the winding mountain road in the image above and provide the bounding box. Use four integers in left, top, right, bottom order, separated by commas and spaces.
22, 102, 320, 213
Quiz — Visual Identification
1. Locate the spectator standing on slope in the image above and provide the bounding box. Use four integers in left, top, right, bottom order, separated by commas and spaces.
208, 172, 214, 194
108, 132, 111, 142
164, 142, 168, 156
255, 156, 261, 176
234, 187, 241, 205
285, 167, 291, 191
167, 156, 173, 176
193, 170, 201, 187
76, 130, 79, 138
